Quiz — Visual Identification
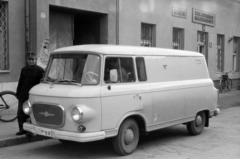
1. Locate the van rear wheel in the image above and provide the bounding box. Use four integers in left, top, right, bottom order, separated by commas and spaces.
112, 119, 139, 156
187, 112, 206, 135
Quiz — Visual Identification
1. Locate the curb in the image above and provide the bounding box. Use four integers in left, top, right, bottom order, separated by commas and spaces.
0, 135, 49, 148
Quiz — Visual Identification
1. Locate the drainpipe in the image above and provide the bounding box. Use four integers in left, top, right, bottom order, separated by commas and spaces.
116, 0, 119, 45
25, 0, 30, 56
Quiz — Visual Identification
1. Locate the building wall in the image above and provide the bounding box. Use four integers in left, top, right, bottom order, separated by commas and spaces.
33, 0, 117, 60
118, 0, 240, 85
1, 0, 240, 92
1, 0, 118, 92
0, 0, 26, 92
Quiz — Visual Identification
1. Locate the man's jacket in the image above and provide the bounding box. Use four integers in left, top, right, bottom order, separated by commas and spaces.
16, 65, 44, 102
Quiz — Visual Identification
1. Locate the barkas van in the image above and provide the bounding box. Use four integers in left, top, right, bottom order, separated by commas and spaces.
23, 45, 220, 155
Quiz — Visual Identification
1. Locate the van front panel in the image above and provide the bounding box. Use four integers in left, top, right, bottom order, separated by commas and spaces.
29, 84, 102, 132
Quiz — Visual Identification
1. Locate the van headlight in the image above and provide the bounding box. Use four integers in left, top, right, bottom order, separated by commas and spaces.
23, 101, 32, 115
71, 107, 83, 123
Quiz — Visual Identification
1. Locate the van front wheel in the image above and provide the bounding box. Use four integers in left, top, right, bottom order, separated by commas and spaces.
112, 119, 139, 156
187, 112, 206, 135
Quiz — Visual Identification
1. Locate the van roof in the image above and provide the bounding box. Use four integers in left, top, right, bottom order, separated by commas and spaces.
53, 44, 203, 57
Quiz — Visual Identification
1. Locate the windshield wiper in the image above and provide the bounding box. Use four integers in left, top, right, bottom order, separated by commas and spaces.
58, 79, 82, 87
41, 77, 54, 85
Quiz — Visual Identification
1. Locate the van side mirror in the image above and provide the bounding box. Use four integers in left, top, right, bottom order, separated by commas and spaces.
110, 69, 118, 82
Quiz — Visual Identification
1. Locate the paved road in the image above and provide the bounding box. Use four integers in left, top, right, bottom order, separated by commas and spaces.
0, 107, 239, 159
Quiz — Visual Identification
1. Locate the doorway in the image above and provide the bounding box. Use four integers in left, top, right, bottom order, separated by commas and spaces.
73, 15, 100, 45
197, 31, 208, 64
49, 9, 107, 51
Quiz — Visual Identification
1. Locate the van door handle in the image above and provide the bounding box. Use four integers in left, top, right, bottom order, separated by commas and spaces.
134, 94, 141, 100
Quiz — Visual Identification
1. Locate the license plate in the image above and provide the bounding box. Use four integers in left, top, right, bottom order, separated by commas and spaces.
39, 128, 52, 137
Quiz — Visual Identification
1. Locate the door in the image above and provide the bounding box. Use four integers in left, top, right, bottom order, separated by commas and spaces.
101, 57, 143, 130
197, 31, 208, 64
49, 11, 73, 53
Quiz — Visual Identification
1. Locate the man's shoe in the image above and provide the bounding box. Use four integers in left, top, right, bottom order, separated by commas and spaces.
16, 131, 27, 136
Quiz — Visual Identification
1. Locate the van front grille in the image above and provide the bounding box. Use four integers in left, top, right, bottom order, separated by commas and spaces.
32, 103, 65, 127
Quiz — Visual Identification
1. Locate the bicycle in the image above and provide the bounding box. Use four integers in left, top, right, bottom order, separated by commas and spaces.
219, 72, 232, 93
0, 90, 18, 122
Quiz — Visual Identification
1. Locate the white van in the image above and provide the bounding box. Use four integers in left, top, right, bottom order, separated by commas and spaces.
23, 45, 219, 155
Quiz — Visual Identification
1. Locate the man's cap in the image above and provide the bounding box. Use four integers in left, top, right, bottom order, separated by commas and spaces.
27, 52, 37, 59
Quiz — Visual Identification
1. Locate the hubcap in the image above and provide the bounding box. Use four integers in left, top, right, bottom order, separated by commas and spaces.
124, 129, 134, 145
195, 115, 202, 126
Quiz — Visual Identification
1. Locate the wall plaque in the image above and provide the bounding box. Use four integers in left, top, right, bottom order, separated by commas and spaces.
172, 7, 187, 19
193, 8, 215, 27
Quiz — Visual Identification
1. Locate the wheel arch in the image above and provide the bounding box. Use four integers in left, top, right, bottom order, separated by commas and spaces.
116, 113, 147, 135
199, 109, 210, 127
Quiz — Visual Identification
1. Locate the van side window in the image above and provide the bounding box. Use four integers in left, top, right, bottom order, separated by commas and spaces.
104, 57, 136, 83
136, 57, 147, 81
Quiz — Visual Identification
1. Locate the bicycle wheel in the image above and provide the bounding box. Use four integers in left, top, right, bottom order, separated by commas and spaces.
0, 91, 18, 122
219, 80, 225, 93
226, 79, 232, 91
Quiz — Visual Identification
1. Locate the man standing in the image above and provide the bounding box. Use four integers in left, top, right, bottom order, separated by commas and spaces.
16, 52, 44, 135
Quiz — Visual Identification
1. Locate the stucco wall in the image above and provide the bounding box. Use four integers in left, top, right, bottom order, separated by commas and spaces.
118, 0, 240, 81
0, 0, 26, 92
33, 0, 117, 60
0, 0, 25, 84
1, 0, 240, 92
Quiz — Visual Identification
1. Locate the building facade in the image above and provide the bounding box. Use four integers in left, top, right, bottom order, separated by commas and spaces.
1, 0, 240, 92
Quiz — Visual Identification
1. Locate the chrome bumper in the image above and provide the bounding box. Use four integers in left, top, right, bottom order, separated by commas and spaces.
214, 107, 220, 116
23, 123, 106, 142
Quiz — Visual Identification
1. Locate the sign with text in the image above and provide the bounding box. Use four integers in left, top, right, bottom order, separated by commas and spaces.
172, 7, 187, 19
192, 8, 215, 27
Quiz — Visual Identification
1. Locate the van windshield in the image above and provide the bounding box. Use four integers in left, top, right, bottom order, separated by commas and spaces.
43, 53, 100, 85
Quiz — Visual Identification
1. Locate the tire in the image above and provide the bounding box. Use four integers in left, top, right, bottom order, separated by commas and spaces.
187, 112, 206, 135
0, 91, 18, 122
112, 119, 139, 156
226, 79, 232, 91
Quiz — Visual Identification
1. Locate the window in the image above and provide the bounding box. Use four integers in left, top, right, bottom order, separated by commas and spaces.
233, 37, 240, 72
104, 57, 135, 83
141, 23, 155, 47
45, 54, 100, 85
217, 34, 224, 72
173, 28, 184, 50
136, 57, 147, 81
0, 2, 8, 71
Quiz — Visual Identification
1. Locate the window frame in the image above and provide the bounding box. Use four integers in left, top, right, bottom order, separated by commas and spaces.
141, 23, 156, 47
104, 56, 136, 84
217, 34, 224, 72
44, 53, 101, 85
233, 37, 240, 72
0, 2, 9, 72
135, 57, 147, 82
172, 27, 184, 50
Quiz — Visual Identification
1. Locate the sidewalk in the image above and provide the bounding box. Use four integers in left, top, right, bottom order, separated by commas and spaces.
218, 89, 240, 109
0, 120, 48, 147
0, 90, 240, 148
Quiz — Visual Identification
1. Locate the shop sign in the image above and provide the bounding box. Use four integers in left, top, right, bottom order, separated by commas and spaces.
172, 7, 187, 19
192, 8, 215, 27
